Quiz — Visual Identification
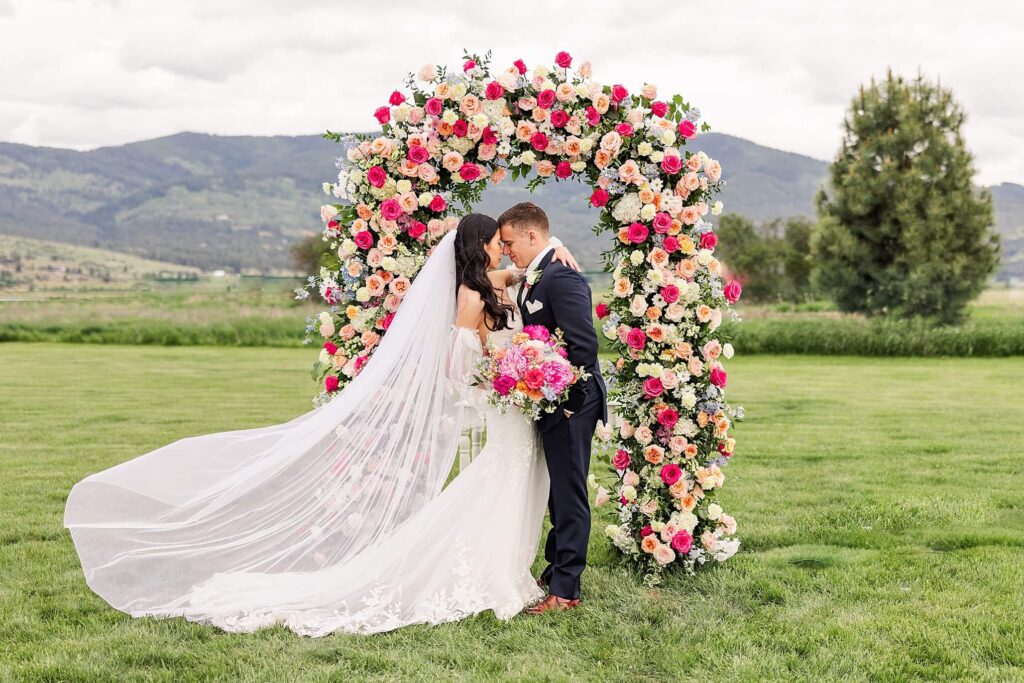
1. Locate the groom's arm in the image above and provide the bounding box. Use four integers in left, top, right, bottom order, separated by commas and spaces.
546, 267, 599, 415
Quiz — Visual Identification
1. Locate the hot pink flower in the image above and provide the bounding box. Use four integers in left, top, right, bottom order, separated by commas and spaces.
482, 127, 498, 145
678, 120, 697, 139
388, 90, 405, 106
626, 327, 646, 350
323, 341, 338, 354
660, 284, 680, 304
354, 231, 374, 250
367, 165, 387, 188
524, 367, 545, 390
616, 122, 634, 137
550, 109, 569, 128
379, 312, 395, 330
650, 101, 668, 117
407, 221, 426, 240
641, 525, 653, 537
380, 198, 403, 221
374, 106, 390, 124
585, 106, 601, 126
493, 374, 516, 396
459, 162, 482, 182
643, 377, 664, 399
463, 59, 476, 72
429, 195, 447, 212
530, 131, 549, 151
661, 155, 682, 174
657, 407, 679, 429
452, 119, 468, 137
700, 231, 718, 250
555, 51, 572, 68
663, 236, 680, 253
612, 449, 631, 470
536, 89, 556, 109
324, 375, 340, 392
610, 84, 629, 104
513, 59, 527, 75
627, 222, 649, 244
407, 146, 429, 164
424, 98, 443, 117
724, 280, 742, 304
484, 81, 504, 100
523, 324, 550, 342
710, 366, 728, 387
660, 463, 682, 485
555, 161, 572, 179
652, 212, 672, 233
590, 188, 609, 207
671, 529, 693, 553
595, 303, 609, 319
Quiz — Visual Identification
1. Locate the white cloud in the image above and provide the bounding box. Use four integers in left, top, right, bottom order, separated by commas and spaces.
0, 0, 1021, 184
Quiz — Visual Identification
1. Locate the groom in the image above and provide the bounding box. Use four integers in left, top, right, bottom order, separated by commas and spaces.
498, 202, 608, 614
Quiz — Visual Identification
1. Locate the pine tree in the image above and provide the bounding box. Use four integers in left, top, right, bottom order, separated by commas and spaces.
813, 70, 999, 324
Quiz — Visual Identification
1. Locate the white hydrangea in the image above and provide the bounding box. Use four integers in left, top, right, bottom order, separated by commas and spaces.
640, 204, 657, 221
613, 193, 642, 223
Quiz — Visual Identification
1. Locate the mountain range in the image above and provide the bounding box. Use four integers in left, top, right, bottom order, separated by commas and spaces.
0, 132, 1020, 280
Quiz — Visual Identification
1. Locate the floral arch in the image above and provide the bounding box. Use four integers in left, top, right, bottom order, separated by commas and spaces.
298, 50, 743, 581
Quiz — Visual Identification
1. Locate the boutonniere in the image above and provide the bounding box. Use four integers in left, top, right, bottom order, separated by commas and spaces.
525, 268, 543, 286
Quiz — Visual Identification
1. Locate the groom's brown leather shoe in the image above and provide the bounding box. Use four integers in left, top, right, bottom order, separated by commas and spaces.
525, 594, 580, 615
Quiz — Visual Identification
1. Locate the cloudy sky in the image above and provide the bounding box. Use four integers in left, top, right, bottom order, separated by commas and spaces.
1, 0, 1021, 185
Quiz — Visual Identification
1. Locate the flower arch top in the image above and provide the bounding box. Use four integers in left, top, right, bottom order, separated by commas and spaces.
300, 50, 743, 580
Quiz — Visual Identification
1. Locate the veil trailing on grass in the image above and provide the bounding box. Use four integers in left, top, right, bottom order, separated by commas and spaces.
64, 229, 476, 619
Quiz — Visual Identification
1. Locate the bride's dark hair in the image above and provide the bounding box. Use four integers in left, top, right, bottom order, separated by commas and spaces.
454, 213, 514, 331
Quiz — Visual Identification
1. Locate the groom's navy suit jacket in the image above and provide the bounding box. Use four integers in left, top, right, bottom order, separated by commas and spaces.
518, 249, 608, 432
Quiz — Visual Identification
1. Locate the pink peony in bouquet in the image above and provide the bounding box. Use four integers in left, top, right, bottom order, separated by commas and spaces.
476, 325, 588, 420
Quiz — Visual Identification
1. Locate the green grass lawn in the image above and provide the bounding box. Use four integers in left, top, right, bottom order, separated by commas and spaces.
2, 344, 1024, 681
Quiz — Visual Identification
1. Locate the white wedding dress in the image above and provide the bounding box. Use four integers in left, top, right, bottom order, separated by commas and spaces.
64, 230, 549, 637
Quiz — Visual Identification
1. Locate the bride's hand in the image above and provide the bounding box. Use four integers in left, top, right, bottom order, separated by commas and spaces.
552, 245, 581, 271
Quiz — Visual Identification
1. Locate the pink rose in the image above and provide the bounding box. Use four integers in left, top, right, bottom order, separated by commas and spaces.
530, 131, 549, 152
700, 231, 718, 250
661, 155, 682, 175
523, 324, 550, 342
626, 327, 646, 350
641, 525, 653, 537
652, 212, 672, 233
610, 84, 629, 103
657, 407, 679, 429
678, 120, 697, 139
388, 90, 405, 106
627, 222, 649, 244
463, 59, 476, 72
513, 59, 527, 75
379, 312, 395, 330
550, 109, 569, 128
482, 127, 498, 145
660, 463, 682, 486
354, 231, 374, 250
380, 198, 402, 221
555, 161, 572, 179
493, 374, 516, 395
536, 89, 556, 109
642, 377, 664, 399
367, 165, 387, 188
374, 106, 390, 125
590, 188, 609, 207
485, 81, 504, 100
650, 101, 668, 117
524, 367, 545, 390
323, 341, 337, 355
424, 98, 443, 117
429, 195, 447, 212
452, 119, 468, 137
663, 236, 680, 253
459, 162, 482, 182
724, 279, 742, 304
671, 530, 693, 553
660, 284, 680, 304
616, 122, 634, 137
612, 449, 631, 470
407, 146, 429, 164
595, 302, 609, 319
324, 375, 340, 392
710, 366, 728, 388
407, 221, 426, 240
555, 51, 572, 68
585, 106, 601, 126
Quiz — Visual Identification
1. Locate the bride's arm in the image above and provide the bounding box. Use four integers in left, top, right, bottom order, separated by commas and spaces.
497, 236, 580, 287
548, 235, 581, 271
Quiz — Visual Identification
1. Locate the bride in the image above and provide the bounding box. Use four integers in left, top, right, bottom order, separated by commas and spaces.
63, 213, 582, 637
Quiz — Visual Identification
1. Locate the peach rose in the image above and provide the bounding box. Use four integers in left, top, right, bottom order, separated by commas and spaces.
594, 149, 613, 169
536, 160, 556, 177
643, 445, 664, 465
641, 536, 659, 553
460, 94, 482, 117
491, 167, 508, 184
696, 304, 713, 323
618, 160, 643, 185
442, 151, 464, 173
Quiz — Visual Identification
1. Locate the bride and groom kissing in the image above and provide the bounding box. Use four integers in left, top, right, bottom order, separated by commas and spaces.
64, 201, 607, 636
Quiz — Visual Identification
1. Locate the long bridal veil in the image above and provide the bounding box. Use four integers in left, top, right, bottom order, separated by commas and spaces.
64, 229, 475, 618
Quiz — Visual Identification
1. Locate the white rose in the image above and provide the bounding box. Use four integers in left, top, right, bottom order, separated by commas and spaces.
712, 201, 724, 216
723, 343, 734, 359
661, 130, 676, 146
571, 161, 586, 172
681, 391, 697, 409
393, 104, 410, 123
417, 64, 436, 82
629, 250, 644, 266
647, 269, 664, 284
707, 503, 723, 520
650, 151, 665, 163
380, 256, 397, 272
395, 179, 412, 194
355, 287, 370, 303
471, 113, 489, 128
534, 64, 549, 77
521, 151, 537, 165
452, 83, 467, 98
640, 204, 656, 221
418, 192, 433, 207
340, 239, 357, 256
697, 249, 713, 266
318, 348, 329, 363
637, 142, 653, 156
441, 110, 459, 125
580, 138, 594, 152
322, 182, 332, 195
678, 511, 698, 532
318, 311, 332, 324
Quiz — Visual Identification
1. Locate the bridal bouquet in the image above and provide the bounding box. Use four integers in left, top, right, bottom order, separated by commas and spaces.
476, 325, 588, 420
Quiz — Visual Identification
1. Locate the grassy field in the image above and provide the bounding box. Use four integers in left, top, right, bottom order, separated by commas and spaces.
2, 344, 1023, 681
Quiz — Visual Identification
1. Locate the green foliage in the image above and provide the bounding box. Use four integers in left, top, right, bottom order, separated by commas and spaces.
814, 70, 1000, 324
715, 213, 816, 303
3, 344, 1024, 680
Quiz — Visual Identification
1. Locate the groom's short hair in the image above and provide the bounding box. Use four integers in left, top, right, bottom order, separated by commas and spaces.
498, 202, 549, 235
